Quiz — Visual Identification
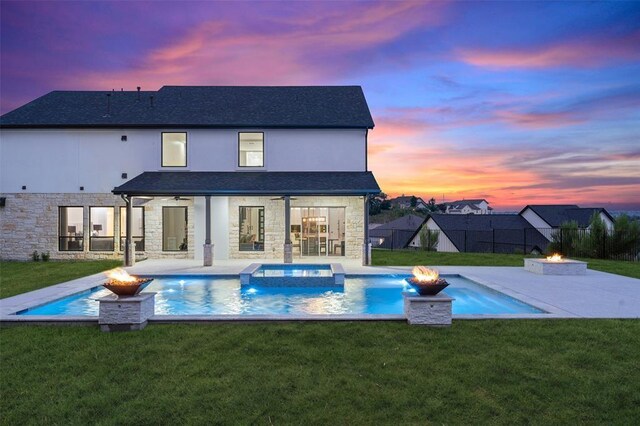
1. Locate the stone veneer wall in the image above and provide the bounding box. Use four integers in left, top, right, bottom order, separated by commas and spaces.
0, 193, 194, 260
227, 196, 364, 261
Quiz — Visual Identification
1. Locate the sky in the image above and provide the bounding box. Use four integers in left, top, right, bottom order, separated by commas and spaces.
1, 0, 639, 211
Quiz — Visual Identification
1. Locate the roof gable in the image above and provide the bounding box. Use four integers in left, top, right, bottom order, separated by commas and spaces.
521, 205, 611, 227
1, 86, 375, 129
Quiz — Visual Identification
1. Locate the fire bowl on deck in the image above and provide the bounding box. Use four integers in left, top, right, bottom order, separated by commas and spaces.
406, 277, 449, 296
406, 266, 449, 296
103, 278, 153, 296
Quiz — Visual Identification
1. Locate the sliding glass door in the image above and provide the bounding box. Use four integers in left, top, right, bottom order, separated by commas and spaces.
290, 207, 345, 257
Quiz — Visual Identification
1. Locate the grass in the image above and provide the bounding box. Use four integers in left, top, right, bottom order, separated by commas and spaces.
372, 249, 640, 279
0, 260, 122, 299
2, 321, 639, 424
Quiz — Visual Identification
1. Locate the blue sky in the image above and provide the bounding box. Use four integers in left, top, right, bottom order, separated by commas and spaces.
1, 1, 639, 209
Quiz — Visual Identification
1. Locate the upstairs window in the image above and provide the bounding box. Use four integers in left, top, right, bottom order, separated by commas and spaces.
238, 132, 264, 167
162, 132, 187, 167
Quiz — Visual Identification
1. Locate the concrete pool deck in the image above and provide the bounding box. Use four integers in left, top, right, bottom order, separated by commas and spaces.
1, 259, 639, 323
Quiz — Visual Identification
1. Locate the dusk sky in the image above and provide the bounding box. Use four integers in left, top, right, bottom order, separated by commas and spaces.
1, 1, 639, 210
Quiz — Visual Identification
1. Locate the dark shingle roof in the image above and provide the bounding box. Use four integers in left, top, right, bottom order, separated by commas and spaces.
369, 215, 425, 249
424, 214, 548, 254
1, 86, 374, 129
112, 171, 380, 196
521, 205, 613, 227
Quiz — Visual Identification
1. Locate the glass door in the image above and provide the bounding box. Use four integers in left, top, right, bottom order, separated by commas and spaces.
293, 207, 343, 257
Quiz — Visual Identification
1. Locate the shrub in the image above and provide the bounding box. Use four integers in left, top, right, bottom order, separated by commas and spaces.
41, 251, 51, 262
31, 250, 40, 262
419, 228, 439, 251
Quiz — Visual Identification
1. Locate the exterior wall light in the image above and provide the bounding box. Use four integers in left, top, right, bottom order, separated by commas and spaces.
80, 186, 84, 191
122, 173, 128, 179
121, 135, 127, 142
21, 185, 26, 190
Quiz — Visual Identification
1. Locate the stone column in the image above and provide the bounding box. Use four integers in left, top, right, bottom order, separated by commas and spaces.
125, 195, 135, 267
203, 195, 213, 266
362, 195, 371, 266
284, 195, 292, 263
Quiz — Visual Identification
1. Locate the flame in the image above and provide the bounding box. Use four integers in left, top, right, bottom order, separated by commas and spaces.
546, 254, 563, 262
411, 266, 440, 283
105, 268, 137, 283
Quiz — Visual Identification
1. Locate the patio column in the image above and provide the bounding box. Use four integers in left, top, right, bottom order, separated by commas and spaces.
284, 195, 292, 263
125, 195, 135, 267
203, 195, 213, 266
363, 195, 371, 266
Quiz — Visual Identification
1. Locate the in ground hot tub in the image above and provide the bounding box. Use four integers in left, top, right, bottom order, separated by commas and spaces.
239, 263, 345, 287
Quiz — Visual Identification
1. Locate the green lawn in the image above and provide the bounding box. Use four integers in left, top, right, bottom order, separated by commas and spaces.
0, 260, 122, 299
372, 249, 640, 279
2, 321, 639, 424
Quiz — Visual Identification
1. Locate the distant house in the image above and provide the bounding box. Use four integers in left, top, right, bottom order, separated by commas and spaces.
408, 214, 547, 254
389, 195, 428, 210
519, 205, 615, 240
445, 199, 492, 214
369, 214, 424, 249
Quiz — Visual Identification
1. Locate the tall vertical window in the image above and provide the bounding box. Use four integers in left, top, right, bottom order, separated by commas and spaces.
120, 207, 145, 251
162, 132, 187, 167
58, 207, 84, 251
238, 132, 264, 167
163, 207, 188, 251
239, 207, 264, 251
89, 207, 115, 251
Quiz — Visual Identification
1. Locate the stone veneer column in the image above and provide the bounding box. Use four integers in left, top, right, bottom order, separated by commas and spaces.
125, 195, 135, 267
203, 195, 213, 266
283, 195, 292, 263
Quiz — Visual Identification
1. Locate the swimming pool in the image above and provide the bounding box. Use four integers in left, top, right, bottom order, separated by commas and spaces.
17, 274, 544, 316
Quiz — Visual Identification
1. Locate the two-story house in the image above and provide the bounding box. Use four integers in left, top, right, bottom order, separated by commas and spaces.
0, 86, 380, 265
445, 199, 492, 214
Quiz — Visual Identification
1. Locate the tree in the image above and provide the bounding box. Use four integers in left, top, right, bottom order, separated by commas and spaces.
410, 196, 417, 208
426, 197, 438, 212
369, 192, 390, 215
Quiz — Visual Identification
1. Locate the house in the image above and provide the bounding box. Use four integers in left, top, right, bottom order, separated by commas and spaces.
445, 199, 492, 214
0, 86, 380, 265
369, 214, 424, 249
408, 214, 548, 254
389, 195, 428, 210
519, 204, 615, 240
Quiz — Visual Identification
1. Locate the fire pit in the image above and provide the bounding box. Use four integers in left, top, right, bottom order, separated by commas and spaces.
524, 255, 586, 275
546, 253, 564, 262
405, 266, 449, 296
103, 268, 153, 296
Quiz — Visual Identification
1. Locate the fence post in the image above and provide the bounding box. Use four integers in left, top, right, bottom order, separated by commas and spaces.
523, 229, 526, 254
464, 230, 467, 252
492, 229, 495, 253
560, 228, 563, 255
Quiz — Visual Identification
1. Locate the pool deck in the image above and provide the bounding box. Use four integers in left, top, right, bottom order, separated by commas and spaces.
1, 259, 639, 323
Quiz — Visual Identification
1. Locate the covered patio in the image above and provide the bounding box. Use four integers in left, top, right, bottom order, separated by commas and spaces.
113, 171, 380, 267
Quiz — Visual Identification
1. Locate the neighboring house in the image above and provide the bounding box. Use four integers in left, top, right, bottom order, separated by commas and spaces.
369, 214, 424, 249
519, 205, 615, 240
408, 214, 547, 254
0, 86, 380, 265
445, 199, 492, 214
389, 195, 428, 210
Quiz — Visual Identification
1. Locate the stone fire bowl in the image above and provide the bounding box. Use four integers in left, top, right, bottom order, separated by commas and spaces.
406, 278, 449, 296
103, 278, 153, 296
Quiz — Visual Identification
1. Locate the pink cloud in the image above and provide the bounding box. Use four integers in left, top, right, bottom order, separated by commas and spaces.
458, 30, 640, 69
65, 1, 447, 89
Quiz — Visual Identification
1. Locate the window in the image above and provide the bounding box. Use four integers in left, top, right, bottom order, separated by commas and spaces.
162, 132, 187, 167
163, 207, 188, 251
89, 207, 115, 251
58, 207, 84, 251
120, 207, 145, 251
239, 207, 264, 251
238, 132, 264, 167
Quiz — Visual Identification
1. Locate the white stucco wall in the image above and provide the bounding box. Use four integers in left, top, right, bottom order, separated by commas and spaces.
520, 208, 554, 240
0, 128, 366, 193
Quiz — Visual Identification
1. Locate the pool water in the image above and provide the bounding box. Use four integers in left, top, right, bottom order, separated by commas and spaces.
18, 274, 544, 316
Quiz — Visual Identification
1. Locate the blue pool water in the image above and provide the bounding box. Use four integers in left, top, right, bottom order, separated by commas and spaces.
18, 274, 544, 316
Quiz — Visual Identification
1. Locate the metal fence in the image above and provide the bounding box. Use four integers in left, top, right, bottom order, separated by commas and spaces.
371, 227, 640, 261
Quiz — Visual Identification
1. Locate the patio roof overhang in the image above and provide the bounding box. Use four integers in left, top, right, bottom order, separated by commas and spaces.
112, 171, 381, 197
